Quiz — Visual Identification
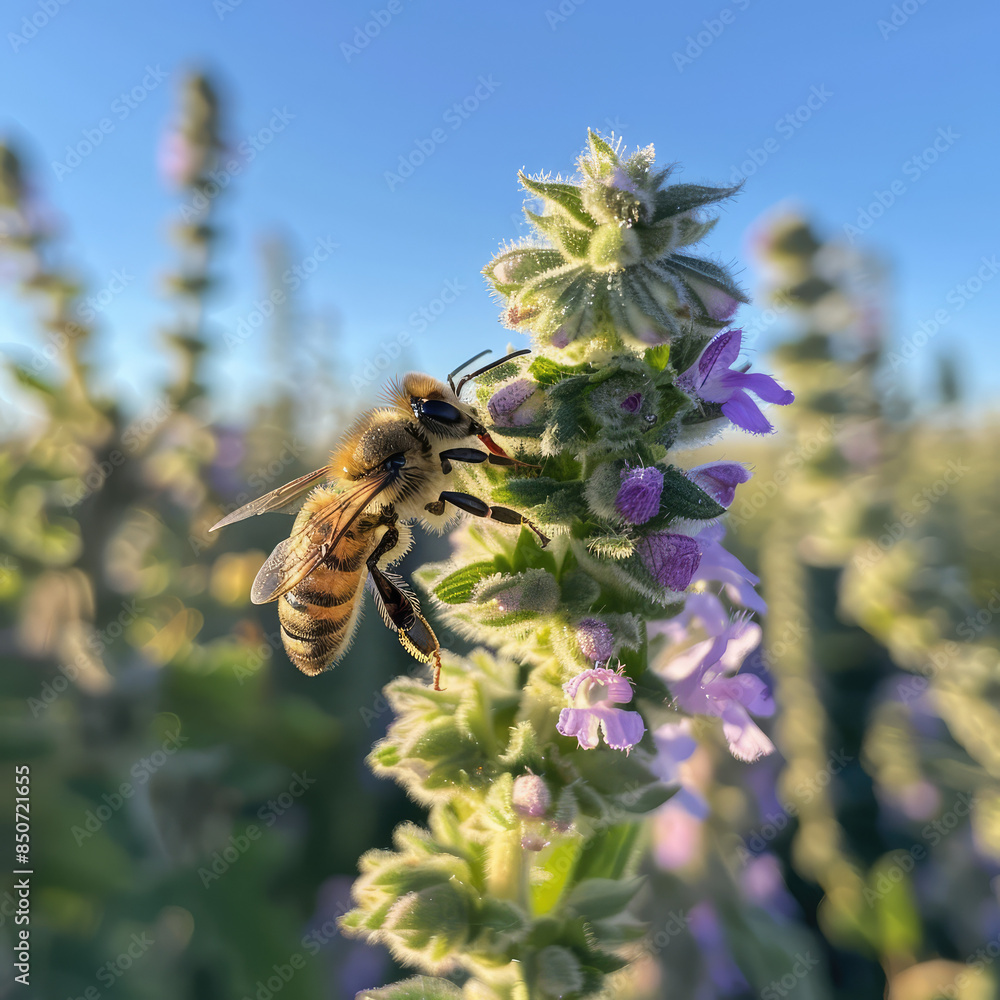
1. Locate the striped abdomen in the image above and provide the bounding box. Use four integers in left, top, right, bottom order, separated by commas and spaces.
277, 527, 373, 676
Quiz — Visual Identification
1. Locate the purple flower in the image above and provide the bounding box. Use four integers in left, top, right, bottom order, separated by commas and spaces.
658, 618, 775, 762
636, 532, 701, 592
576, 618, 614, 663
557, 666, 645, 752
616, 466, 663, 524
652, 719, 709, 821
651, 590, 732, 645
687, 903, 750, 994
693, 523, 765, 614
620, 392, 643, 413
686, 461, 751, 508
680, 329, 794, 435
487, 379, 545, 427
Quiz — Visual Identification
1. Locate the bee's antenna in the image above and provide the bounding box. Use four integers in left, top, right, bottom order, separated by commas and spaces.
454, 348, 531, 397
447, 350, 492, 393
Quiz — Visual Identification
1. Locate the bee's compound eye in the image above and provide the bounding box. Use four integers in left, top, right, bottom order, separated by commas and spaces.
384, 453, 406, 472
416, 398, 463, 424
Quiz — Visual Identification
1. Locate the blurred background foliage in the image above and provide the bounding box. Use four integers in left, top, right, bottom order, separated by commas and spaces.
1, 74, 998, 999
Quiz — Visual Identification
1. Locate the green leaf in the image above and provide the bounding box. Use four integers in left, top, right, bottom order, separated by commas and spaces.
587, 129, 619, 168
358, 976, 463, 999
486, 247, 565, 295
433, 562, 497, 604
643, 344, 670, 371
493, 477, 588, 522
519, 173, 596, 229
531, 839, 582, 917
563, 877, 645, 920
652, 182, 742, 221
667, 253, 749, 304
528, 356, 593, 386
525, 209, 592, 260
655, 385, 688, 425
657, 466, 726, 521
615, 782, 675, 813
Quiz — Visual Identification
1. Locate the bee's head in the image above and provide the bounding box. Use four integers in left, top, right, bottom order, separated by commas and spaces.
383, 372, 475, 440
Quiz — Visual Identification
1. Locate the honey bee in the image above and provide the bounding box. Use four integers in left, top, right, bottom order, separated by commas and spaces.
210, 350, 547, 688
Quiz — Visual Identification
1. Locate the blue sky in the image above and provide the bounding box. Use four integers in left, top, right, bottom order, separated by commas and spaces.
1, 0, 996, 420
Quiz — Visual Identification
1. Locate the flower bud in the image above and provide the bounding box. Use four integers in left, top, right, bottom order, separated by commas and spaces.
636, 532, 701, 592
620, 392, 642, 413
512, 773, 551, 818
576, 617, 614, 663
487, 379, 546, 427
685, 274, 742, 321
686, 461, 751, 508
616, 466, 664, 525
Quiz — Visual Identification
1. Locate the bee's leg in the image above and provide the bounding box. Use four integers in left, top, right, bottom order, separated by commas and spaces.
438, 447, 516, 474
427, 490, 550, 548
366, 528, 444, 689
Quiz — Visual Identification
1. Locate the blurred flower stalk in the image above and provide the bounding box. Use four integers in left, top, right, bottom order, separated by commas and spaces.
341, 132, 794, 999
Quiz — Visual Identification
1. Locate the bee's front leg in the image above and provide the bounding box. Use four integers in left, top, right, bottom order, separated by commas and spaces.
437, 447, 516, 475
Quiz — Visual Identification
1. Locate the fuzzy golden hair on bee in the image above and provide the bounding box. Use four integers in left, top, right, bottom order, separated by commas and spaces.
379, 376, 411, 414
401, 372, 454, 402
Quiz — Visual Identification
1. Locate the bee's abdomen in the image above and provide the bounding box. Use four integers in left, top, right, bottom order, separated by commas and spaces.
277, 546, 368, 676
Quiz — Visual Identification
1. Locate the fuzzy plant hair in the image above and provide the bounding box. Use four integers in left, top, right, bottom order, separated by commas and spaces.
340, 130, 794, 1000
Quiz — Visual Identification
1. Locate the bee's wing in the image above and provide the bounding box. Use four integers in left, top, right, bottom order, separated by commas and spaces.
249, 471, 396, 604
209, 467, 330, 531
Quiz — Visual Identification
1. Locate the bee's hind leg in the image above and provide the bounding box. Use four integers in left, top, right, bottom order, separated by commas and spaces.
366, 530, 443, 689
